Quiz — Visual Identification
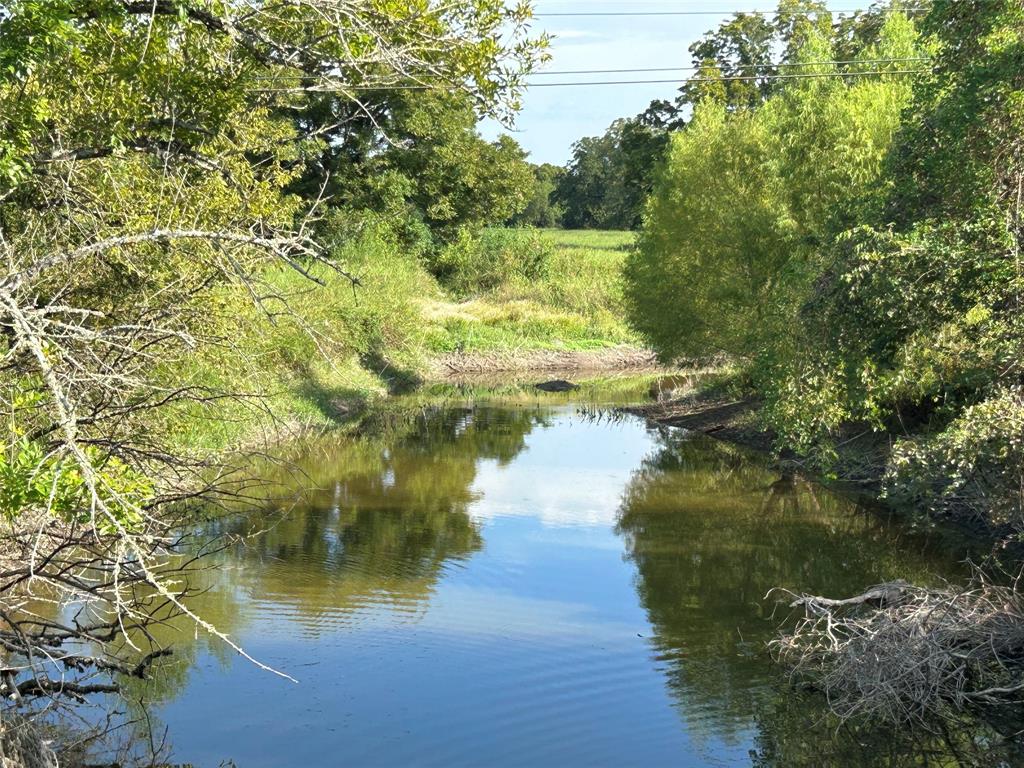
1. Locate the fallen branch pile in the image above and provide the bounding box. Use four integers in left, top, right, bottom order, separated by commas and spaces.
771, 576, 1024, 725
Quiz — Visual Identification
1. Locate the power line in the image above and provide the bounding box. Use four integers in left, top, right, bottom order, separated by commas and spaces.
534, 7, 925, 16
255, 58, 930, 82
530, 57, 928, 75
524, 68, 928, 86
253, 68, 929, 93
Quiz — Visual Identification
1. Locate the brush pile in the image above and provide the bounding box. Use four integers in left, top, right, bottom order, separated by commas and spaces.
772, 576, 1024, 724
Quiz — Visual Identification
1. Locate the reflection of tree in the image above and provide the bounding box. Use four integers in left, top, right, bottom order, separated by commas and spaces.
616, 429, 967, 758
749, 690, 1024, 766
214, 407, 547, 634
103, 406, 544, 756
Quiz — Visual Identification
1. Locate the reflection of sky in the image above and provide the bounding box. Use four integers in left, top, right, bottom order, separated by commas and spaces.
468, 413, 655, 528
159, 514, 759, 768
151, 411, 763, 766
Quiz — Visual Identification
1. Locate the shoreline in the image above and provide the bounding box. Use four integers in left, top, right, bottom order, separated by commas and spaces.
622, 394, 775, 453
427, 345, 658, 377
625, 390, 1007, 554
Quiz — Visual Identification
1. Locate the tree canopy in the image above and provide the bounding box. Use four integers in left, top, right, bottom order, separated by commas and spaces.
0, 0, 546, 726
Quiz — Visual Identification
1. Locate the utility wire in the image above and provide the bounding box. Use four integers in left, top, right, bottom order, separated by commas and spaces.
253, 68, 930, 93
255, 58, 930, 82
530, 57, 928, 75
534, 8, 926, 16
523, 68, 928, 86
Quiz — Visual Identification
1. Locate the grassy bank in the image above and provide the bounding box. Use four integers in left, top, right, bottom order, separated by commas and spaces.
422, 228, 637, 355
162, 228, 644, 453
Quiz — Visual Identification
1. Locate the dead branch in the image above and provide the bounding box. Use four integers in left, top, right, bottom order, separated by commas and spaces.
771, 575, 1024, 726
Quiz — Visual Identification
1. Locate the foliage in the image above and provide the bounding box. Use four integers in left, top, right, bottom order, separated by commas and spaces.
423, 229, 637, 354
509, 163, 564, 228
764, 0, 1024, 488
432, 227, 552, 295
625, 102, 795, 363
553, 118, 668, 230
884, 387, 1024, 531
314, 91, 537, 249
624, 0, 1024, 536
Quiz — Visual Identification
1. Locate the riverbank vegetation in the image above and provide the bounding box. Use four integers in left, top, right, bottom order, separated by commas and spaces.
626, 0, 1021, 540
0, 1, 569, 758
612, 0, 1024, 731
4, 0, 1023, 760
165, 226, 638, 453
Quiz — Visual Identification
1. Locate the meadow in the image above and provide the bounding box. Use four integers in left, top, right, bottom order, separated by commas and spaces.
161, 228, 643, 452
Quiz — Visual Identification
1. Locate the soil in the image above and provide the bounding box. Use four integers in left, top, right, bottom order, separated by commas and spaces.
624, 394, 776, 453
430, 345, 659, 376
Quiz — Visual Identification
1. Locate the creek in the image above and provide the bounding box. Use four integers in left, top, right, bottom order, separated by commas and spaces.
127, 381, 978, 766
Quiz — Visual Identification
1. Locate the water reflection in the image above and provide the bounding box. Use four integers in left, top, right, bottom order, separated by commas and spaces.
216, 408, 551, 633
97, 404, 1002, 766
615, 426, 1005, 765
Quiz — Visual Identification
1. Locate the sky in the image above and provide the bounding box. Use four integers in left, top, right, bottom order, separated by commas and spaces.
479, 1, 801, 166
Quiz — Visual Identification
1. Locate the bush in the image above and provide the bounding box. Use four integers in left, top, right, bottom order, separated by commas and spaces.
883, 387, 1024, 531
432, 227, 552, 296
156, 224, 437, 451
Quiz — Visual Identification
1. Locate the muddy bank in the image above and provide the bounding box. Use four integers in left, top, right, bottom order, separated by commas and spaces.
430, 345, 658, 377
624, 394, 776, 453
625, 392, 910, 507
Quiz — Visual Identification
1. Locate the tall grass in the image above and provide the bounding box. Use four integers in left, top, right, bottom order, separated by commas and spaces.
156, 230, 436, 452
424, 228, 638, 353
158, 227, 642, 452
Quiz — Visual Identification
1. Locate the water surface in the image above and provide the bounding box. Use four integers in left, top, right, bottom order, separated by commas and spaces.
140, 402, 972, 766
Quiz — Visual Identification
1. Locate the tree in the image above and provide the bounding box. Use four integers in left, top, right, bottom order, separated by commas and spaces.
0, 0, 545, 743
510, 163, 564, 228
290, 90, 537, 246
553, 118, 667, 230
624, 10, 921, 375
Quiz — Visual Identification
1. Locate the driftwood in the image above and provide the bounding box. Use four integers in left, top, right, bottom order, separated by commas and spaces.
786, 581, 911, 615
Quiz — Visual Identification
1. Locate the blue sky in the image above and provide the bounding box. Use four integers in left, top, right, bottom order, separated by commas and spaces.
479, 1, 793, 165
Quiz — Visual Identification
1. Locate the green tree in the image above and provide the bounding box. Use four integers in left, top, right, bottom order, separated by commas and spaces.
0, 0, 545, 726
510, 163, 564, 228
292, 90, 536, 247
553, 118, 667, 230
625, 10, 921, 373
772, 0, 1024, 523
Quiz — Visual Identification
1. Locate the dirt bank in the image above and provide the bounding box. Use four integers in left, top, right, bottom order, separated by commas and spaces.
626, 392, 894, 498
624, 394, 775, 453
429, 345, 659, 377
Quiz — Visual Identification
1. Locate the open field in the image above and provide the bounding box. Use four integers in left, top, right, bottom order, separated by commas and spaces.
162, 229, 646, 452
423, 228, 638, 355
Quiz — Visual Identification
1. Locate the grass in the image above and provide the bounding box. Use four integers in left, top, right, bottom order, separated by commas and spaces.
161, 228, 645, 454
423, 228, 639, 354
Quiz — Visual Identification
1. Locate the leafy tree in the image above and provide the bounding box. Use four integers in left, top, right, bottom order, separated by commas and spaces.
625, 12, 920, 371
0, 0, 545, 730
682, 12, 778, 111
510, 163, 564, 228
553, 118, 667, 230
775, 0, 1024, 522
291, 90, 536, 246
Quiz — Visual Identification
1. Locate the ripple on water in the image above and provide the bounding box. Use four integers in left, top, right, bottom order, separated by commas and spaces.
150, 405, 970, 767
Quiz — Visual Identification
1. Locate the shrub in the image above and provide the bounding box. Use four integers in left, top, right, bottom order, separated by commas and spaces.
883, 387, 1024, 531
432, 227, 552, 296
